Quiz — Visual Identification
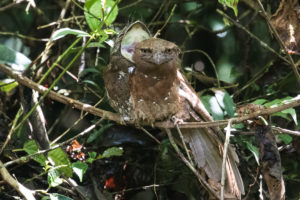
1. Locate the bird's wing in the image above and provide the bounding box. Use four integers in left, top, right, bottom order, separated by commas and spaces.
176, 70, 245, 198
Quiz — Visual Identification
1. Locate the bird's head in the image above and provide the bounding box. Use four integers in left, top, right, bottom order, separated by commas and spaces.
132, 38, 180, 72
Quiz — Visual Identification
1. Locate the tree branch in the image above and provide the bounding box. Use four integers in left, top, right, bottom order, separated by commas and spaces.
1, 63, 299, 132
0, 160, 36, 200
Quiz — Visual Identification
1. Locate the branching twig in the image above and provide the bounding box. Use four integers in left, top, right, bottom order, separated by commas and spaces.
0, 63, 120, 121
153, 4, 177, 38
175, 124, 193, 165
0, 0, 26, 12
157, 97, 300, 129
272, 126, 300, 137
216, 9, 289, 64
4, 118, 104, 168
221, 119, 232, 200
183, 49, 220, 87
1, 63, 300, 133
0, 109, 22, 155
0, 160, 36, 200
255, 0, 300, 87
0, 31, 48, 42
165, 129, 220, 199
140, 127, 161, 144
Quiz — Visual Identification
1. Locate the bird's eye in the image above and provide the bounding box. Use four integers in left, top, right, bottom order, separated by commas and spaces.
165, 48, 172, 53
140, 48, 151, 53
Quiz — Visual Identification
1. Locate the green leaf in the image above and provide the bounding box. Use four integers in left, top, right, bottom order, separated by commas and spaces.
0, 44, 31, 71
278, 134, 293, 145
263, 97, 298, 125
48, 169, 63, 187
47, 193, 73, 200
0, 79, 18, 92
84, 0, 119, 31
252, 99, 268, 105
48, 148, 72, 177
201, 95, 224, 120
214, 90, 235, 117
97, 147, 123, 159
23, 140, 47, 166
243, 140, 259, 165
87, 41, 106, 48
218, 0, 239, 16
86, 151, 97, 163
50, 28, 90, 41
72, 162, 88, 182
281, 108, 298, 125
87, 123, 112, 143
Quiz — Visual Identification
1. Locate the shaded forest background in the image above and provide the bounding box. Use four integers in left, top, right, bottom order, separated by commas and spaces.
0, 0, 300, 199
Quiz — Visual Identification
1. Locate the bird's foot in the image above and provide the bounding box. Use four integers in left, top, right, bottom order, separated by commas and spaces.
171, 116, 184, 125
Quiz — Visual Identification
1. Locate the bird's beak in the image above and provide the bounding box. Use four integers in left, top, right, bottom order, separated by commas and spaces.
152, 52, 165, 65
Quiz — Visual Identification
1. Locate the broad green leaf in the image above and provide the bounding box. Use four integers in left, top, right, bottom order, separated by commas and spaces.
87, 41, 106, 48
50, 28, 90, 41
281, 108, 297, 125
218, 0, 238, 16
81, 80, 100, 88
0, 79, 18, 92
263, 97, 298, 125
97, 147, 123, 159
48, 148, 72, 177
278, 134, 293, 145
0, 44, 31, 71
214, 90, 235, 117
72, 161, 88, 182
264, 96, 293, 107
201, 95, 224, 120
48, 169, 63, 187
23, 140, 47, 166
253, 99, 268, 105
84, 0, 119, 31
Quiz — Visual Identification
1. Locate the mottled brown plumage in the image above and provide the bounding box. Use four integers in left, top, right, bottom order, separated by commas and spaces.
104, 22, 244, 199
104, 21, 150, 121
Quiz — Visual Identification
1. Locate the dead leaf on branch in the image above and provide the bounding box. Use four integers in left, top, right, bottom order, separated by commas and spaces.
270, 0, 300, 53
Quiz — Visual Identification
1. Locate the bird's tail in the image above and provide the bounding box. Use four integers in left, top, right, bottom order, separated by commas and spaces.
182, 128, 244, 199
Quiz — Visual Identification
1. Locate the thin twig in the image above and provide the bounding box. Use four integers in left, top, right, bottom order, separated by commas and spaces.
175, 124, 193, 165
4, 118, 104, 168
0, 160, 36, 200
51, 98, 104, 144
0, 63, 120, 122
242, 167, 260, 200
255, 0, 300, 87
216, 9, 289, 64
156, 96, 300, 129
233, 61, 273, 97
0, 31, 48, 42
0, 0, 25, 12
165, 128, 220, 199
37, 16, 85, 29
119, 0, 142, 10
1, 63, 300, 132
272, 126, 300, 137
140, 127, 161, 144
221, 119, 232, 200
0, 109, 22, 155
153, 4, 177, 38
184, 49, 220, 87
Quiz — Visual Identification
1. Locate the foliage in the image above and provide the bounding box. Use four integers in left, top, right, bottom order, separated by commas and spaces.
0, 0, 299, 199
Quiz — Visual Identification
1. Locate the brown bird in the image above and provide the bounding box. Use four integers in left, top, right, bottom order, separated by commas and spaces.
104, 22, 244, 199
